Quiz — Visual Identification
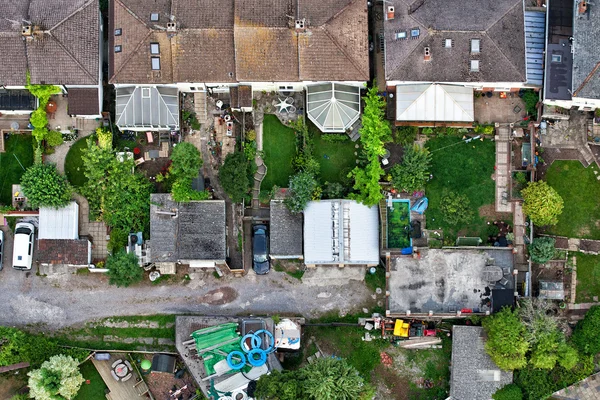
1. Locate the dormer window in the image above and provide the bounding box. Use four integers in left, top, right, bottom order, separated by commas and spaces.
151, 57, 161, 70
150, 43, 160, 55
115, 28, 122, 36
471, 39, 480, 54
470, 59, 480, 72
150, 13, 159, 22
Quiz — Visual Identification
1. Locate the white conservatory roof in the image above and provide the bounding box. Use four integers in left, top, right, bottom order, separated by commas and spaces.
116, 86, 179, 130
306, 83, 361, 132
39, 202, 79, 240
304, 200, 379, 265
396, 84, 474, 122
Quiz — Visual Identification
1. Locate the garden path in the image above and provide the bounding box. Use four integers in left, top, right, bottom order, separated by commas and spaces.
45, 121, 96, 173
251, 121, 266, 209
495, 126, 512, 212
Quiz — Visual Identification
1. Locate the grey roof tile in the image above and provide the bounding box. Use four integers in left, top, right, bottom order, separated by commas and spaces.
270, 201, 303, 257
572, 4, 600, 99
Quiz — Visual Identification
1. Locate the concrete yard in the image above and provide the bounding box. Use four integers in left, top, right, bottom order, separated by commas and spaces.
387, 248, 514, 315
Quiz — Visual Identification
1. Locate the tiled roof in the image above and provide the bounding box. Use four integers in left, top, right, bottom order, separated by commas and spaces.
270, 201, 303, 257
110, 0, 368, 84
385, 0, 526, 84
0, 0, 99, 86
572, 3, 600, 99
68, 88, 100, 116
36, 239, 90, 265
230, 85, 252, 108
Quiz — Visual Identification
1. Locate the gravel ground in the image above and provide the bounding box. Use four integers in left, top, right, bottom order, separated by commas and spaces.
0, 227, 377, 329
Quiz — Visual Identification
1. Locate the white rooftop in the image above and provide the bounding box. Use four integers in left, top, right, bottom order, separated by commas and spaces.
303, 200, 379, 265
306, 83, 361, 132
396, 84, 474, 122
39, 202, 79, 240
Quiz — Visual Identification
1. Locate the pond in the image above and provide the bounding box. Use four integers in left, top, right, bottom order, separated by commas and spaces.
387, 199, 412, 249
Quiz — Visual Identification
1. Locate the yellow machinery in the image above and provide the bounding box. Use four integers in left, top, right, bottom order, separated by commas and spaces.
393, 319, 410, 337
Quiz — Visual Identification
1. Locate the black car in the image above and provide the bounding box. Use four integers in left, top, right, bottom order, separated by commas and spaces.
252, 225, 270, 275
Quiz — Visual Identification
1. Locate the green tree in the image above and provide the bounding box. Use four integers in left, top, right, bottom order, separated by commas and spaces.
390, 144, 432, 193
28, 355, 84, 400
348, 85, 390, 206
81, 138, 115, 217
482, 307, 529, 370
171, 177, 210, 202
439, 190, 473, 226
21, 163, 72, 208
170, 142, 202, 179
255, 358, 372, 400
528, 237, 556, 264
522, 181, 563, 226
572, 305, 600, 354
492, 384, 523, 400
45, 130, 64, 147
219, 151, 251, 203
557, 343, 579, 370
323, 182, 346, 199
30, 108, 48, 129
96, 127, 112, 150
284, 171, 319, 213
394, 126, 418, 146
25, 83, 61, 106
105, 251, 142, 287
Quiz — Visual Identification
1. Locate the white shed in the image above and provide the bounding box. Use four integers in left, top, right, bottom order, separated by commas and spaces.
39, 202, 79, 239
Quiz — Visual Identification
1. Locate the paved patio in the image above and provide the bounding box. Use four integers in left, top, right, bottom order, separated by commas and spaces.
474, 92, 527, 124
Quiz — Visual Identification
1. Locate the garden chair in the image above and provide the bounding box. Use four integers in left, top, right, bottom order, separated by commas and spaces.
110, 370, 119, 381
288, 105, 297, 113
124, 360, 133, 370
122, 373, 133, 382
111, 359, 123, 368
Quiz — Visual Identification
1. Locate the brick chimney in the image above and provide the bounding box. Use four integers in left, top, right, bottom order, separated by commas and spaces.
387, 6, 395, 20
424, 47, 431, 62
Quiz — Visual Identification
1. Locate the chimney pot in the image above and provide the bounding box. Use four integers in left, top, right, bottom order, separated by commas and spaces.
424, 46, 431, 61
387, 6, 395, 20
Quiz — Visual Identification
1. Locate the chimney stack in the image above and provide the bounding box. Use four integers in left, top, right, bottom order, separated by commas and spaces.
424, 47, 431, 62
387, 6, 395, 20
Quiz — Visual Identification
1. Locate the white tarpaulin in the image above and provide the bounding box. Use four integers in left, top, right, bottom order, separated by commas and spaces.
396, 84, 474, 122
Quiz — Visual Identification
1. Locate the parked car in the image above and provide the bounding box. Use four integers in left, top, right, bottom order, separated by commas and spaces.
0, 230, 4, 271
12, 222, 35, 270
252, 225, 270, 275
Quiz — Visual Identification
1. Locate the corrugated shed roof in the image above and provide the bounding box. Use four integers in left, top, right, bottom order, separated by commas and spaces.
524, 11, 546, 86
39, 202, 79, 240
303, 200, 379, 265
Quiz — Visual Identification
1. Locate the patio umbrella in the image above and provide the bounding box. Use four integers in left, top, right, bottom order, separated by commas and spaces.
141, 359, 152, 371
46, 100, 57, 113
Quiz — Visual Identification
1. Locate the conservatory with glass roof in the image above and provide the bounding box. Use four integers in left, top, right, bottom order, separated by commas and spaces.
306, 83, 361, 132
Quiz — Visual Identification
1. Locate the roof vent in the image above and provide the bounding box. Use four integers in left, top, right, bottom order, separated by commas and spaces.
167, 22, 177, 32
21, 25, 33, 38
387, 6, 395, 20
424, 47, 431, 61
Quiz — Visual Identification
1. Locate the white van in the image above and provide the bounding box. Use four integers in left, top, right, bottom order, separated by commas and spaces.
12, 222, 35, 270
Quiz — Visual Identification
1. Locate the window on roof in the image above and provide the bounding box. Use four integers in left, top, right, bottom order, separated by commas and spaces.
114, 45, 122, 53
470, 59, 480, 72
150, 43, 160, 55
411, 28, 420, 38
444, 38, 452, 48
151, 57, 161, 70
115, 28, 122, 36
551, 54, 562, 63
396, 31, 407, 40
471, 39, 480, 53
150, 13, 159, 22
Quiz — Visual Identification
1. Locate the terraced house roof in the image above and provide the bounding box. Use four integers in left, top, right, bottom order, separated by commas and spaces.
109, 0, 368, 84
0, 0, 100, 86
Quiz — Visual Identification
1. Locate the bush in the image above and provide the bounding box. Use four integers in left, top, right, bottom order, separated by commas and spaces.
284, 171, 319, 213
246, 130, 257, 141
493, 384, 523, 400
482, 307, 529, 370
474, 124, 495, 135
323, 182, 346, 199
571, 305, 600, 355
105, 251, 142, 287
394, 126, 418, 145
422, 127, 433, 135
321, 134, 349, 142
28, 355, 84, 400
219, 151, 251, 203
21, 163, 72, 208
170, 142, 202, 180
439, 190, 473, 226
528, 237, 556, 264
171, 177, 210, 202
45, 130, 64, 147
522, 181, 564, 226
96, 127, 112, 150
390, 144, 432, 193
30, 108, 48, 129
107, 228, 129, 253
522, 90, 539, 119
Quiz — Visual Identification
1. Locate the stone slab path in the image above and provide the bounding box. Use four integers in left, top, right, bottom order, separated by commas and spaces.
495, 127, 512, 213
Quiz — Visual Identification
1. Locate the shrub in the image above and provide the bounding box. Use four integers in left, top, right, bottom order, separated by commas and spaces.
474, 124, 495, 135
394, 126, 418, 145
321, 134, 349, 142
285, 171, 319, 213
170, 142, 202, 180
522, 90, 539, 119
219, 151, 251, 203
571, 305, 600, 355
30, 108, 48, 129
323, 182, 346, 199
96, 127, 112, 150
171, 177, 210, 202
28, 355, 84, 400
107, 228, 129, 253
528, 237, 556, 264
21, 163, 72, 208
422, 127, 433, 135
45, 130, 64, 147
105, 251, 142, 287
522, 181, 564, 226
482, 307, 529, 370
439, 190, 473, 226
492, 384, 523, 400
246, 129, 257, 141
390, 144, 432, 193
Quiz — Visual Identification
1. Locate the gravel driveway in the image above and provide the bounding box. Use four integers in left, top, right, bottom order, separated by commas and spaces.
0, 227, 378, 329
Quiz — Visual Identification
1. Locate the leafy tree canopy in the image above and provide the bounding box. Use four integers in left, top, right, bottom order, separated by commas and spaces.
21, 163, 72, 208
45, 130, 64, 148
171, 177, 210, 202
284, 171, 319, 213
219, 151, 251, 203
572, 305, 600, 355
439, 190, 473, 226
170, 142, 202, 180
528, 237, 556, 264
522, 181, 563, 226
28, 355, 84, 400
482, 307, 529, 370
105, 251, 142, 287
96, 127, 112, 150
390, 144, 432, 193
492, 384, 523, 400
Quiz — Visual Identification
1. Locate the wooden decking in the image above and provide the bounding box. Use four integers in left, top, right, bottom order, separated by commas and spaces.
91, 353, 150, 400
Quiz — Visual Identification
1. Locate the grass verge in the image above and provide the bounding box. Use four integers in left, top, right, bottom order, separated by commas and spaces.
64, 136, 89, 188
74, 361, 107, 400
545, 161, 600, 239
0, 134, 34, 205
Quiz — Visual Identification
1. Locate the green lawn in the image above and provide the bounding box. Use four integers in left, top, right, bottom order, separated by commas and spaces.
261, 114, 296, 189
309, 122, 357, 184
575, 253, 600, 303
74, 361, 107, 400
425, 136, 496, 240
545, 161, 600, 239
65, 136, 90, 188
0, 134, 34, 205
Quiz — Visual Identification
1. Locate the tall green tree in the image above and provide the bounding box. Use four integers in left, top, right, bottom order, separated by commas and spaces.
219, 151, 251, 203
482, 307, 530, 370
528, 237, 556, 264
522, 181, 563, 226
284, 171, 319, 213
390, 144, 432, 193
170, 142, 202, 179
572, 305, 600, 355
96, 127, 113, 150
20, 163, 72, 208
28, 355, 84, 400
348, 85, 391, 206
105, 251, 142, 287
